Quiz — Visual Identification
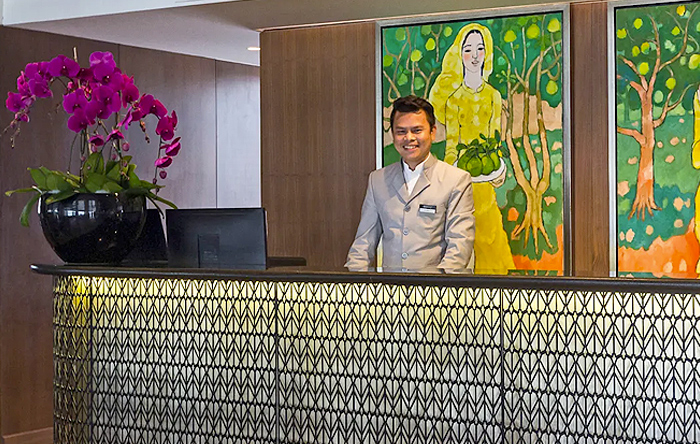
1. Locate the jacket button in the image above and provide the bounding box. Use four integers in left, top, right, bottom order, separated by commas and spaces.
401, 252, 408, 259
404, 205, 410, 212
403, 229, 409, 235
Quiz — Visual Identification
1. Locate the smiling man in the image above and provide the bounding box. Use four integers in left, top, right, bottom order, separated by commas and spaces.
345, 95, 475, 272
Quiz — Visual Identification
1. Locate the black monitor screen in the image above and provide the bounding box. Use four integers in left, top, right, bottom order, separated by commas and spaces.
166, 208, 267, 269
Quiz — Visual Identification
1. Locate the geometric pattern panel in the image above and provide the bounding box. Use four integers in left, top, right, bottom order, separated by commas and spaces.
502, 289, 700, 443
276, 283, 501, 444
53, 275, 700, 444
54, 276, 277, 444
54, 275, 92, 444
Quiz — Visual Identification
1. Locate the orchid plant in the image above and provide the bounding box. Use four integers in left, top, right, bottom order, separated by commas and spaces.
4, 50, 180, 226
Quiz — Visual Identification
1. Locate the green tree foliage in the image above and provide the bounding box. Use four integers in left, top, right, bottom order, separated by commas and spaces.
615, 3, 700, 220
490, 14, 563, 253
382, 24, 449, 105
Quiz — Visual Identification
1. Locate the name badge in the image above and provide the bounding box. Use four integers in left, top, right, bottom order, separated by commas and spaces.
418, 204, 437, 214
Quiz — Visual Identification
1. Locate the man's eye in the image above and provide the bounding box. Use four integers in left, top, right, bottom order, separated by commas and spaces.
414, 129, 422, 133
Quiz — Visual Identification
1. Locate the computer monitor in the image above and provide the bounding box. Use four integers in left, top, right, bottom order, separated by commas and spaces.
166, 208, 268, 269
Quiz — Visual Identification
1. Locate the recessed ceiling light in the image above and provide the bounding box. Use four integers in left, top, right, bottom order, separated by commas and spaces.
247, 46, 261, 51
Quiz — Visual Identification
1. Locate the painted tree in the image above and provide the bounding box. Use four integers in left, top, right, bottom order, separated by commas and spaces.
616, 4, 699, 220
492, 14, 563, 252
381, 24, 447, 105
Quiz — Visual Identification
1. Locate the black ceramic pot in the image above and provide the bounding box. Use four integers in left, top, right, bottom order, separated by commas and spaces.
39, 193, 147, 264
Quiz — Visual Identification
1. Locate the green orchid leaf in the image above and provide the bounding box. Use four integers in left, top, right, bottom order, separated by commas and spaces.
105, 160, 119, 178
84, 173, 107, 193
101, 181, 124, 193
106, 162, 121, 181
44, 190, 76, 204
54, 171, 82, 188
135, 179, 163, 191
147, 192, 177, 209
29, 168, 48, 189
45, 172, 73, 192
19, 192, 41, 227
85, 152, 105, 175
128, 170, 141, 188
5, 187, 39, 196
122, 187, 149, 197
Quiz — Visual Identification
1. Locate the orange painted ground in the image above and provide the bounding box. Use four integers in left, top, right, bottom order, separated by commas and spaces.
512, 224, 564, 275
618, 221, 700, 278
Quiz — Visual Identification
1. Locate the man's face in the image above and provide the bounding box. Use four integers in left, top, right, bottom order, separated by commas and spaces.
392, 110, 435, 170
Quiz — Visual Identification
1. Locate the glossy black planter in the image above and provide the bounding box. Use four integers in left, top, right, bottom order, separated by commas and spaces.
39, 193, 147, 264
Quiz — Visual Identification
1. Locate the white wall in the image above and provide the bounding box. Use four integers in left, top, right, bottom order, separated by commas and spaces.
2, 0, 239, 25
14, 9, 260, 66
216, 62, 261, 208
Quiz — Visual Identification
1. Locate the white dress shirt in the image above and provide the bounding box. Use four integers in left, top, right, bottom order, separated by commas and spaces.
402, 154, 430, 195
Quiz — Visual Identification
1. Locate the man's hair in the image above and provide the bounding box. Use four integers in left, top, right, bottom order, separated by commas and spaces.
390, 95, 436, 130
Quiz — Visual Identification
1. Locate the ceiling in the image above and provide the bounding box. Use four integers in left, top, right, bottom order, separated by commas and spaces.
9, 0, 569, 66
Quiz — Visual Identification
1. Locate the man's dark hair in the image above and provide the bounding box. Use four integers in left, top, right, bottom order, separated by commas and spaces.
390, 95, 436, 130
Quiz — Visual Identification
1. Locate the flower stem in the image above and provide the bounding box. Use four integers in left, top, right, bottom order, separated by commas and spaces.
68, 132, 80, 171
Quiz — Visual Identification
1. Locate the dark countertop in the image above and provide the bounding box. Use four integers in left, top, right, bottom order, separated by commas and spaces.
31, 263, 700, 294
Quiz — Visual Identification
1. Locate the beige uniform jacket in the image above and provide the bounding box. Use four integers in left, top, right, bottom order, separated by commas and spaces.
345, 155, 475, 272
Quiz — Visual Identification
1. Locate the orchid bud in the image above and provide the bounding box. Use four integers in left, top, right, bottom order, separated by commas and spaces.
122, 142, 130, 152
159, 170, 167, 179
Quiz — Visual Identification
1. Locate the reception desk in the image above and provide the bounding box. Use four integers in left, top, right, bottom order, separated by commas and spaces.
33, 264, 700, 444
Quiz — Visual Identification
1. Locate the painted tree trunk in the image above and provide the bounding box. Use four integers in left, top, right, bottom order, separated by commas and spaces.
629, 90, 659, 220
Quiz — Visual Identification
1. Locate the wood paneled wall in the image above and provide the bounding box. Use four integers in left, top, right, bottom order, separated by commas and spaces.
0, 26, 248, 441
119, 46, 218, 209
571, 2, 610, 276
260, 23, 376, 267
0, 27, 120, 439
261, 9, 611, 275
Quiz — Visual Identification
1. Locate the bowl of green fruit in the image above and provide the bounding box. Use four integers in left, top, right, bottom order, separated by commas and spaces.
456, 132, 507, 183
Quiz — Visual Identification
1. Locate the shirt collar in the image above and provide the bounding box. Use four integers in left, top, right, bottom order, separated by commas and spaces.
402, 153, 430, 176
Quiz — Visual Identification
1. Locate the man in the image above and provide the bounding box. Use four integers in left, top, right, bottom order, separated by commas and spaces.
345, 95, 475, 272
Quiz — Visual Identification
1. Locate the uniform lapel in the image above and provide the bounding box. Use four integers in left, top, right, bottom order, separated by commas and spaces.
388, 162, 409, 203
406, 155, 436, 204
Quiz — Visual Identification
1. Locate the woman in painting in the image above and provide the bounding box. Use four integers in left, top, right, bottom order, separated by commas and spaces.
429, 23, 515, 274
693, 86, 700, 274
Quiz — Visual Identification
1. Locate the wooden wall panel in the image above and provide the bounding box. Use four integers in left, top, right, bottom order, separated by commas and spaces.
570, 2, 610, 276
0, 28, 227, 439
119, 46, 218, 209
0, 26, 120, 437
261, 23, 376, 267
216, 62, 261, 208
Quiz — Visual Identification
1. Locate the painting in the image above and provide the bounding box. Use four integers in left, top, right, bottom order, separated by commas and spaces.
379, 8, 569, 275
613, 1, 700, 277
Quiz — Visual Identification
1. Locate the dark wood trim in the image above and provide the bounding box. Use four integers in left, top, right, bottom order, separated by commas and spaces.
31, 264, 700, 295
570, 2, 610, 276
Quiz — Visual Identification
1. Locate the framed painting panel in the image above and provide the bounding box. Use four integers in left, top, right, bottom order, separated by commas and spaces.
610, 0, 700, 277
377, 5, 571, 275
